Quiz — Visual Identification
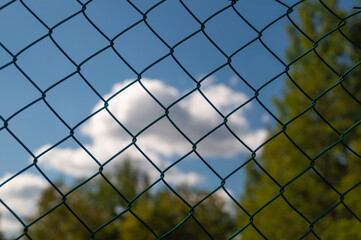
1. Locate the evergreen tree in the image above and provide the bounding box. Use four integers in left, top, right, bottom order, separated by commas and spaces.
239, 1, 361, 239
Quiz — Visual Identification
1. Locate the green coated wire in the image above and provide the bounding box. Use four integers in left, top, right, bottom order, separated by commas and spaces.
0, 0, 360, 239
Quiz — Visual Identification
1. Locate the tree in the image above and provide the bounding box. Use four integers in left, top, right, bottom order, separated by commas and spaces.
239, 1, 361, 239
27, 182, 116, 240
27, 160, 149, 240
28, 160, 236, 239
119, 186, 237, 239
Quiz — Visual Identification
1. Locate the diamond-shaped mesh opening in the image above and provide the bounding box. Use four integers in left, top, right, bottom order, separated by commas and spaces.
249, 196, 311, 239
139, 57, 196, 91
27, 202, 94, 239
342, 183, 361, 217
146, 0, 200, 46
36, 138, 100, 180
135, 117, 193, 159
79, 49, 137, 95
0, 65, 39, 118
51, 14, 108, 63
172, 33, 226, 77
180, 190, 237, 239
282, 168, 341, 221
204, 8, 258, 55
22, 0, 80, 27
180, 0, 229, 22
313, 203, 361, 239
112, 22, 170, 72
162, 154, 221, 198
258, 133, 311, 186
167, 89, 226, 142
44, 74, 101, 127
16, 38, 75, 90
238, 159, 281, 214
0, 1, 47, 53
231, 41, 287, 90
106, 80, 167, 135
123, 185, 191, 238
83, 0, 141, 39
283, 107, 342, 159
314, 83, 361, 132
0, 130, 33, 174
234, 0, 289, 30
259, 18, 291, 63
63, 175, 128, 229
7, 101, 69, 151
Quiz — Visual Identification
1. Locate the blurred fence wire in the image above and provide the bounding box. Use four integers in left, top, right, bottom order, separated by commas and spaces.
0, 0, 360, 239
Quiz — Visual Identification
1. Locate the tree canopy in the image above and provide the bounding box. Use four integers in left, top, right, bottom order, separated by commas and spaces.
27, 160, 237, 239
239, 1, 361, 239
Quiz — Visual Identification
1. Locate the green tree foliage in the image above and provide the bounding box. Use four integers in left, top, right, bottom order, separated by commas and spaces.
28, 160, 236, 239
239, 1, 361, 239
28, 180, 123, 239
119, 186, 236, 240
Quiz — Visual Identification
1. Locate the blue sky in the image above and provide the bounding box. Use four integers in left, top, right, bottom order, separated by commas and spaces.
0, 0, 358, 237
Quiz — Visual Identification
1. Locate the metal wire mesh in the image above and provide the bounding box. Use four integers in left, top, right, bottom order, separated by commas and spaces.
0, 0, 360, 239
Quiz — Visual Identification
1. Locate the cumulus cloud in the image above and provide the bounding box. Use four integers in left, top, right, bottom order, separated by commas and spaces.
35, 78, 267, 182
1, 78, 267, 237
0, 173, 48, 237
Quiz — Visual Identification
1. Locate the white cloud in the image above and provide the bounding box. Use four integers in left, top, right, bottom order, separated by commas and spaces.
164, 168, 204, 186
0, 173, 48, 237
35, 78, 267, 182
1, 78, 268, 237
214, 188, 236, 213
35, 144, 100, 178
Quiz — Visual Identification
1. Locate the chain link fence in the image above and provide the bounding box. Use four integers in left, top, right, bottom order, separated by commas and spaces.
0, 0, 360, 239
